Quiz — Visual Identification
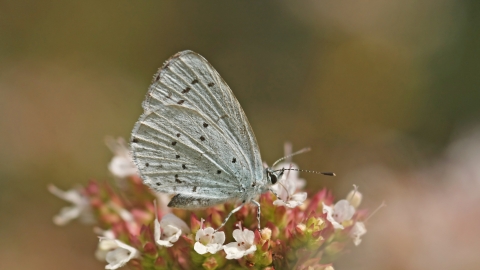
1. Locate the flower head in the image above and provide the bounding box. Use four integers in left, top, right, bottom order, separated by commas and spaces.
154, 213, 190, 247
98, 238, 140, 270
194, 219, 225, 254
105, 137, 138, 178
271, 168, 307, 208
48, 184, 94, 226
223, 223, 257, 259
350, 221, 367, 246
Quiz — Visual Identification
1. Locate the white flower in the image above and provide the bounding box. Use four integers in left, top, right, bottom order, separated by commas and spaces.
332, 200, 355, 222
322, 200, 355, 230
223, 224, 257, 259
194, 219, 225, 254
48, 184, 94, 226
105, 137, 138, 178
271, 171, 307, 208
350, 221, 367, 246
98, 238, 140, 270
154, 213, 190, 247
94, 229, 116, 261
322, 203, 344, 229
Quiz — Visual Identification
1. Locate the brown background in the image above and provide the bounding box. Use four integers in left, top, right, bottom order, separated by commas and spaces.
1, 1, 480, 269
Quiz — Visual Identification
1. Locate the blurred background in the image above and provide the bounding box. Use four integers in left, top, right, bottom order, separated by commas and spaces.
1, 1, 480, 269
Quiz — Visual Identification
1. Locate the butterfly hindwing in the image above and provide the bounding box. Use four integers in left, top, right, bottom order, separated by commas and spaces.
133, 103, 261, 208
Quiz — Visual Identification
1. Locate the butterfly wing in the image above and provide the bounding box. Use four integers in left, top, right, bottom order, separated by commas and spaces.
131, 50, 264, 208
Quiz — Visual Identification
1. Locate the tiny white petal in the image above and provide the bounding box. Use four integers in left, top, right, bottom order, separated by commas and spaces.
194, 242, 208, 254
273, 200, 286, 207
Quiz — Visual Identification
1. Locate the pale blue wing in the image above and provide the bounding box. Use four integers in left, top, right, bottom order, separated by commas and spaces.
131, 50, 268, 207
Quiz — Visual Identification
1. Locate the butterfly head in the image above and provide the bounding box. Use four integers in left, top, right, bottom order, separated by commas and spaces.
266, 168, 284, 185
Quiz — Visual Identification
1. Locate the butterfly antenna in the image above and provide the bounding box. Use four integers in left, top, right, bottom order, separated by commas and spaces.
272, 147, 311, 167
274, 168, 336, 176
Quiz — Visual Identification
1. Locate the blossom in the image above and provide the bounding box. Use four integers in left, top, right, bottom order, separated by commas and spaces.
194, 219, 225, 254
48, 184, 94, 226
349, 221, 367, 246
105, 137, 138, 178
98, 238, 140, 270
223, 223, 257, 259
154, 213, 190, 247
322, 201, 352, 230
94, 229, 116, 261
271, 173, 307, 208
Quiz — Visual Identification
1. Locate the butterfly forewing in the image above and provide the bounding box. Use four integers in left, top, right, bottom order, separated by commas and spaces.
131, 51, 264, 207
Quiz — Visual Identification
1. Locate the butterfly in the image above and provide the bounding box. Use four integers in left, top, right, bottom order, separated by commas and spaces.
130, 51, 332, 231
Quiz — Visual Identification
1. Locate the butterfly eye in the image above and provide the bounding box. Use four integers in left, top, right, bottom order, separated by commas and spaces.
269, 173, 277, 185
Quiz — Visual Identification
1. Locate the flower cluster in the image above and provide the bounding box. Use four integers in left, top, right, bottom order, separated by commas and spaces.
49, 139, 369, 269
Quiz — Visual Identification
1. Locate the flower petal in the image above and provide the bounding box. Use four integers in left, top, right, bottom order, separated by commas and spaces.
194, 242, 208, 254
195, 228, 206, 242
232, 229, 243, 243
291, 192, 307, 203
53, 206, 82, 226
242, 229, 255, 244
213, 231, 225, 245
273, 200, 286, 206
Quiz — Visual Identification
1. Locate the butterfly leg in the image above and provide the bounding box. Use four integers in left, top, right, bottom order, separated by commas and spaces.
214, 203, 244, 233
269, 188, 287, 204
252, 200, 261, 230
